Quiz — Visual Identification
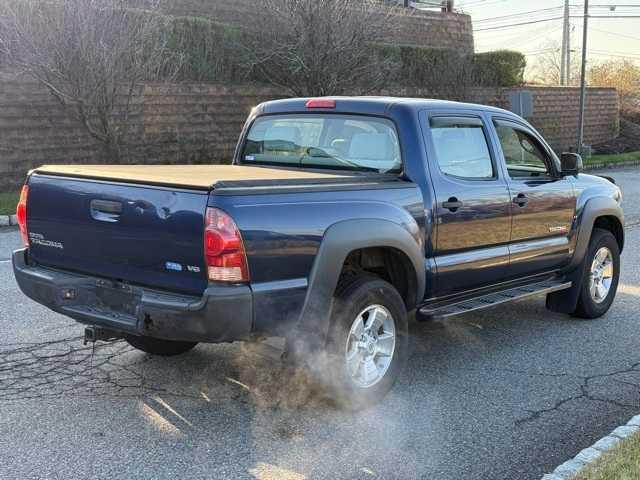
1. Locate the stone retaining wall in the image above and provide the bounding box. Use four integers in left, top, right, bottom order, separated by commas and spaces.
0, 73, 619, 190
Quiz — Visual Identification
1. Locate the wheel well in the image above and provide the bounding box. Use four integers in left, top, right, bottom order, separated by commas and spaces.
339, 247, 417, 309
594, 215, 624, 252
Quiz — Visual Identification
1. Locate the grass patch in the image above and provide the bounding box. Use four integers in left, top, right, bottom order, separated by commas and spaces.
586, 150, 640, 167
574, 432, 640, 480
0, 191, 19, 216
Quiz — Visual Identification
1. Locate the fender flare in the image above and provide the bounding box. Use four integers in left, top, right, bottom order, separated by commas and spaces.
568, 196, 624, 271
548, 196, 623, 314
294, 219, 425, 345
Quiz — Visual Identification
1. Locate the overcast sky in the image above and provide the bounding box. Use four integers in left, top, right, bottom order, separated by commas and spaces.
452, 0, 640, 65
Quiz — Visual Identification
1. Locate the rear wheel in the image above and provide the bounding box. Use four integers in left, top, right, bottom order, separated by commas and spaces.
125, 335, 197, 356
572, 228, 620, 319
326, 274, 408, 408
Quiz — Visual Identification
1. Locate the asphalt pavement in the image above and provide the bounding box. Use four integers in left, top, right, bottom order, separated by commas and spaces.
1, 168, 640, 480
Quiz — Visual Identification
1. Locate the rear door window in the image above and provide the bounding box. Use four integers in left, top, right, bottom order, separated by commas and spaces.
242, 115, 402, 173
430, 116, 494, 180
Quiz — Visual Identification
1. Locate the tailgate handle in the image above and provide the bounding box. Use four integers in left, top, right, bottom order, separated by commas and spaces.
90, 199, 123, 222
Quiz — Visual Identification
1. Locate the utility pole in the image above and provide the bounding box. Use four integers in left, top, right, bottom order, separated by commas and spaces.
560, 0, 570, 85
577, 0, 589, 154
566, 21, 571, 84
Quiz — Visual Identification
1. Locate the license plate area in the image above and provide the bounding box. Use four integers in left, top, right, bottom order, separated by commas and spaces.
95, 280, 138, 317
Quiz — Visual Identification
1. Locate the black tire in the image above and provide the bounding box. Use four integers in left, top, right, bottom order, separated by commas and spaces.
325, 274, 408, 409
572, 228, 620, 319
125, 335, 198, 356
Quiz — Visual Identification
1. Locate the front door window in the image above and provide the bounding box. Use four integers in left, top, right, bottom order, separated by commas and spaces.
494, 121, 553, 179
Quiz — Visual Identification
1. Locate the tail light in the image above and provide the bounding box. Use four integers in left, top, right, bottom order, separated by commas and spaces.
204, 208, 249, 283
16, 185, 29, 247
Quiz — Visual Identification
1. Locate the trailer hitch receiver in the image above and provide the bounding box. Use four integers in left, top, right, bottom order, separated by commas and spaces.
84, 326, 125, 345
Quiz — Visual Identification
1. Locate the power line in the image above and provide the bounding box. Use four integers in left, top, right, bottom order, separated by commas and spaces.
474, 16, 564, 31
458, 0, 509, 10
575, 14, 640, 17
474, 6, 564, 23
475, 24, 563, 49
471, 2, 640, 63
590, 49, 640, 58
458, 0, 496, 7
463, 1, 640, 18
585, 4, 640, 8
475, 20, 563, 36
474, 13, 640, 31
521, 48, 560, 55
589, 53, 640, 59
589, 26, 640, 41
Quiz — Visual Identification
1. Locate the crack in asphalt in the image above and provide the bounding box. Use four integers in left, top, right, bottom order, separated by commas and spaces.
515, 362, 640, 425
626, 220, 640, 230
0, 336, 329, 409
3, 332, 638, 424
0, 336, 179, 401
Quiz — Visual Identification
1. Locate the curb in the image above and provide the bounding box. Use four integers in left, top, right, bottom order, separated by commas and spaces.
0, 215, 18, 227
542, 414, 640, 479
584, 159, 640, 170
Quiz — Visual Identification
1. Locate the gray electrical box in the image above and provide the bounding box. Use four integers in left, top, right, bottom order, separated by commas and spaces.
508, 90, 533, 118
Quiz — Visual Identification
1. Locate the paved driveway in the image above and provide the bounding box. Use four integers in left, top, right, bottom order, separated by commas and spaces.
1, 168, 639, 480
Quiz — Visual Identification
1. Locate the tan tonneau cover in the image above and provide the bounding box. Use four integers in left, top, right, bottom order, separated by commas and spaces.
34, 164, 347, 190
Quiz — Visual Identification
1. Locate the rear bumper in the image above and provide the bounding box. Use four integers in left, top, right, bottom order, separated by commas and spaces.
12, 249, 253, 343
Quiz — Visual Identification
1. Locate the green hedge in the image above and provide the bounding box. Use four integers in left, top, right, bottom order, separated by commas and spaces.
473, 50, 527, 87
381, 45, 469, 81
158, 17, 526, 88
165, 17, 249, 83
372, 45, 525, 92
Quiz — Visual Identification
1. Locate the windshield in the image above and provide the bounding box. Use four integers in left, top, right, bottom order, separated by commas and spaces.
241, 114, 402, 173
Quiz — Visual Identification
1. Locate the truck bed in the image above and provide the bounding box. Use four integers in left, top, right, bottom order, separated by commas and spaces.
33, 164, 353, 191
25, 164, 406, 296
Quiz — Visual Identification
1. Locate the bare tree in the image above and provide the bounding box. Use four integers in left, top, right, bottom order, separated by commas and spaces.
0, 0, 182, 161
242, 0, 399, 97
589, 59, 640, 100
526, 40, 580, 86
589, 58, 640, 123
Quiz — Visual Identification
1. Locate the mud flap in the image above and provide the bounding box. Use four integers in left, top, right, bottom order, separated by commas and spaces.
546, 267, 584, 314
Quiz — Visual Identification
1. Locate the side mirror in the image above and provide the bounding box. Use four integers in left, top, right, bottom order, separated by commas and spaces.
560, 152, 583, 176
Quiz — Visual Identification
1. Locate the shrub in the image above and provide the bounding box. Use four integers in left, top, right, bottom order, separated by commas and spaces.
473, 50, 526, 87
374, 46, 525, 97
378, 45, 474, 99
166, 17, 249, 83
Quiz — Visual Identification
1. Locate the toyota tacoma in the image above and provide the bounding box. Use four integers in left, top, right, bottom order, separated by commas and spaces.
13, 97, 624, 406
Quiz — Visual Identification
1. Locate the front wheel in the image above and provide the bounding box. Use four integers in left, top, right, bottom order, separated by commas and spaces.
572, 228, 620, 319
326, 274, 408, 408
125, 335, 198, 356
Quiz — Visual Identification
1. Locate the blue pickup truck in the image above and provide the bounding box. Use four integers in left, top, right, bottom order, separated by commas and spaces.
13, 97, 624, 406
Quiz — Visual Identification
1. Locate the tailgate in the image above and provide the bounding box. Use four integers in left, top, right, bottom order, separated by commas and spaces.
26, 174, 209, 295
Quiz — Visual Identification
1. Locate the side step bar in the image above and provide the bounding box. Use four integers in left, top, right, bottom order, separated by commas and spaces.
419, 279, 572, 320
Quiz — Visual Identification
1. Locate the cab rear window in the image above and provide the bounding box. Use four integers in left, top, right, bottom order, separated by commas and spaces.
241, 114, 402, 173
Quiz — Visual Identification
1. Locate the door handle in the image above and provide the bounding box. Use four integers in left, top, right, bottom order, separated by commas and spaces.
442, 197, 463, 212
513, 193, 529, 207
90, 199, 123, 223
